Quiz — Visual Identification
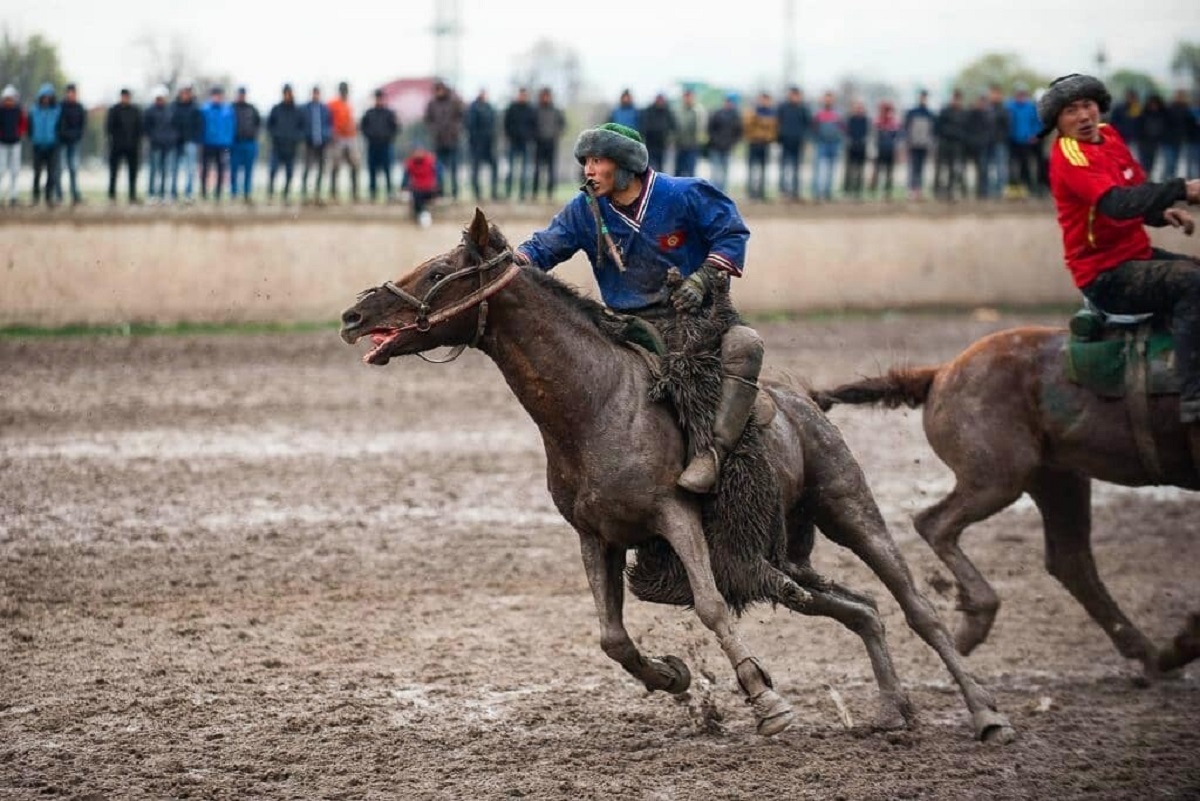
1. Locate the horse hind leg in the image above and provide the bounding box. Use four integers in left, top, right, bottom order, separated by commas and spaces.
1028, 467, 1160, 675
1157, 613, 1200, 673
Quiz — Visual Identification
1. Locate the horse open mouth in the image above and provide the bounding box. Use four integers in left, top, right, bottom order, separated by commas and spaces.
363, 328, 404, 365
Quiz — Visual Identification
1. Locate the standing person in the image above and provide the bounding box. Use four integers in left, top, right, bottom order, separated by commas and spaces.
964, 95, 992, 199
639, 92, 675, 173
230, 87, 261, 204
776, 86, 811, 201
106, 88, 142, 204
170, 84, 204, 204
424, 80, 463, 202
985, 84, 1011, 199
266, 84, 306, 204
531, 87, 565, 202
869, 100, 901, 201
464, 88, 498, 202
843, 99, 869, 201
0, 85, 25, 206
326, 81, 360, 203
810, 91, 842, 202
200, 87, 233, 202
28, 83, 62, 208
903, 89, 936, 200
933, 89, 968, 201
512, 122, 761, 494
1108, 88, 1143, 163
1188, 91, 1200, 180
143, 86, 177, 204
360, 88, 400, 203
301, 85, 332, 205
706, 94, 742, 192
56, 83, 86, 206
502, 87, 536, 201
742, 91, 777, 200
673, 88, 704, 178
1041, 73, 1200, 453
609, 89, 638, 129
1139, 94, 1168, 181
401, 145, 438, 225
1163, 89, 1196, 181
1006, 82, 1041, 198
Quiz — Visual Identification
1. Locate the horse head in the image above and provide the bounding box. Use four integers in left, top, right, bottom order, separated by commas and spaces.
340, 208, 517, 365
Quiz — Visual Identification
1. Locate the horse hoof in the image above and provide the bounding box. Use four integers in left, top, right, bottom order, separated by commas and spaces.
647, 655, 691, 694
973, 709, 1016, 744
749, 689, 796, 737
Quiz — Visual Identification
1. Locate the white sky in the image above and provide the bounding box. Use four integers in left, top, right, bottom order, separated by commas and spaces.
5, 0, 1198, 107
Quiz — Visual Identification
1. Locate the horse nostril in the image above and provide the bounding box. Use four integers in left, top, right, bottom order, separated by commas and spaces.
342, 310, 363, 328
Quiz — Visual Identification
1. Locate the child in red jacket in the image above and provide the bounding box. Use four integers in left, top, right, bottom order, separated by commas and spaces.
402, 147, 438, 226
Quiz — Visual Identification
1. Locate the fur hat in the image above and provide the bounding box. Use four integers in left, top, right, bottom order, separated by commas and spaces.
1038, 74, 1112, 137
573, 123, 649, 174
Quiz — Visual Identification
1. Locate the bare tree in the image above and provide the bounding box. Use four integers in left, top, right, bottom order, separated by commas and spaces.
134, 33, 203, 95
509, 39, 583, 106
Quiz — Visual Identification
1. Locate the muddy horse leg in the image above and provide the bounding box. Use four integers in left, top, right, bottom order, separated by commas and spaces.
659, 501, 796, 736
577, 531, 691, 693
1158, 614, 1200, 673
1028, 467, 1160, 674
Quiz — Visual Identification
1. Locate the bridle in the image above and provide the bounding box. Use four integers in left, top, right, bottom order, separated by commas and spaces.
364, 235, 519, 364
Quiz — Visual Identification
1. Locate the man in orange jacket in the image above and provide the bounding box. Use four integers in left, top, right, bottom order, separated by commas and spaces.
327, 81, 360, 203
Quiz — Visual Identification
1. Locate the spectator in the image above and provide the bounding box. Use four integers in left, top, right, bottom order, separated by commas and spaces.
933, 89, 968, 201
402, 146, 438, 226
56, 83, 86, 206
327, 81, 360, 203
464, 88, 498, 202
301, 86, 332, 205
810, 91, 842, 202
170, 84, 204, 204
1163, 88, 1195, 181
985, 84, 1010, 198
28, 83, 62, 208
609, 89, 638, 129
1005, 82, 1041, 197
1188, 91, 1200, 178
1139, 94, 1168, 181
903, 89, 935, 200
1108, 88, 1142, 160
843, 99, 870, 201
776, 86, 811, 201
673, 88, 705, 178
0, 85, 24, 206
230, 87, 261, 204
106, 88, 142, 204
706, 94, 742, 192
640, 92, 675, 172
143, 85, 176, 204
361, 88, 400, 202
964, 94, 992, 200
503, 87, 536, 201
869, 100, 901, 201
200, 87, 234, 202
743, 91, 777, 200
266, 84, 306, 205
531, 87, 565, 201
424, 80, 464, 202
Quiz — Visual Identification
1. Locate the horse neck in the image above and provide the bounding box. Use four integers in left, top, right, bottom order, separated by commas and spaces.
477, 272, 630, 441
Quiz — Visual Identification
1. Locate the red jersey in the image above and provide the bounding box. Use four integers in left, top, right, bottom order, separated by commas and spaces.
1049, 124, 1152, 288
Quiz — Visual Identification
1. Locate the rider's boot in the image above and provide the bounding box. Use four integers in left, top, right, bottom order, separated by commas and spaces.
677, 374, 760, 494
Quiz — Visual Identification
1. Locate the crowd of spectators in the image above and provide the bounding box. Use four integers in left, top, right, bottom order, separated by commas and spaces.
1, 77, 1198, 220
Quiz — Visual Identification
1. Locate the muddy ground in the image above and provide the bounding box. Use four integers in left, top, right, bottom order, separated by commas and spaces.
2, 313, 1198, 800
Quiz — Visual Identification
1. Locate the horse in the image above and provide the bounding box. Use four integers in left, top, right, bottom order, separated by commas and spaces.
813, 325, 1200, 677
338, 209, 1014, 742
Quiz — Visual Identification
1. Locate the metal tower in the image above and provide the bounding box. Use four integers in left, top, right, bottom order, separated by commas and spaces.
433, 0, 463, 90
782, 0, 798, 90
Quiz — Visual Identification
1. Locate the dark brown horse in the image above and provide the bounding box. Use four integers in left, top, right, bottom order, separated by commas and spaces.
815, 325, 1200, 676
338, 209, 1013, 741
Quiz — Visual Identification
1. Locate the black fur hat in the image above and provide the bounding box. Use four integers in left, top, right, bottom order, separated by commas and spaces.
1038, 74, 1112, 137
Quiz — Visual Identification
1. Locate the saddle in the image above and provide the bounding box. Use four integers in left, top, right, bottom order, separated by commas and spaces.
1064, 299, 1178, 399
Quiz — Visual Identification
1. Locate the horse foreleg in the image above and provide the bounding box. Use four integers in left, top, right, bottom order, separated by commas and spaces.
577, 531, 690, 694
1157, 613, 1200, 673
659, 503, 796, 736
1028, 467, 1160, 675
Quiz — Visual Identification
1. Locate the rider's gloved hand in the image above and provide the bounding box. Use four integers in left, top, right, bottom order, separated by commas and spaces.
512, 250, 531, 266
672, 262, 722, 314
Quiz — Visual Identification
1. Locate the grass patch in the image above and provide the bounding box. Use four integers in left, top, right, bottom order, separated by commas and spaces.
0, 319, 340, 339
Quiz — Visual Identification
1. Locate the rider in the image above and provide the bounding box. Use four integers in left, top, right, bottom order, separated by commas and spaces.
1042, 73, 1200, 434
512, 122, 762, 494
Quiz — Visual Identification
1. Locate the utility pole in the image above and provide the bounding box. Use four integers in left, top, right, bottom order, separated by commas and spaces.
433, 0, 463, 89
782, 0, 798, 90
1095, 43, 1108, 82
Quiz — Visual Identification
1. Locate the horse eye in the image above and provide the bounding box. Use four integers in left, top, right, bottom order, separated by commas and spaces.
430, 272, 445, 283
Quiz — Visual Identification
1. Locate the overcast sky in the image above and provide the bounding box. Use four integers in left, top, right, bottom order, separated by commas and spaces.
5, 0, 1198, 106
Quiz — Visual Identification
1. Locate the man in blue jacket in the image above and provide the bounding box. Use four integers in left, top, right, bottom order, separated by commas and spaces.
201, 86, 234, 201
514, 123, 762, 494
301, 85, 332, 205
1006, 82, 1042, 198
28, 83, 62, 207
56, 83, 86, 206
170, 84, 204, 203
143, 86, 177, 203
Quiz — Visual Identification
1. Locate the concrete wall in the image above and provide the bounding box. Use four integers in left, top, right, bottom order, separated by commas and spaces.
2, 206, 1184, 326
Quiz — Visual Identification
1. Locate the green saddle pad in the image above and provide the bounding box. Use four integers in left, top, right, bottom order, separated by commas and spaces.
1064, 313, 1178, 398
619, 316, 668, 357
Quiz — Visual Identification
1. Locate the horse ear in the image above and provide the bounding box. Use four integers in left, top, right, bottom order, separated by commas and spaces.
468, 208, 490, 250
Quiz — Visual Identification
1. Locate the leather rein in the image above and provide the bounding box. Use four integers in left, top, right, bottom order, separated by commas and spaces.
372, 239, 518, 364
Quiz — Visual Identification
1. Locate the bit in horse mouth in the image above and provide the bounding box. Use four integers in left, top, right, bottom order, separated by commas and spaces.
364, 328, 402, 364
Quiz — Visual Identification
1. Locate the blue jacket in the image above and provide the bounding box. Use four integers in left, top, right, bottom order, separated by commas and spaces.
28, 84, 61, 148
1005, 97, 1040, 144
609, 103, 640, 130
304, 101, 333, 146
201, 101, 235, 147
517, 171, 750, 310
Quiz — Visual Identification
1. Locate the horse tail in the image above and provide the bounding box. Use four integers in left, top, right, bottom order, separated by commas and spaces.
811, 366, 939, 411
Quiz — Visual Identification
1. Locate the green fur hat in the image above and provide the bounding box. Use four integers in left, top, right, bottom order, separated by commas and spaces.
573, 123, 649, 174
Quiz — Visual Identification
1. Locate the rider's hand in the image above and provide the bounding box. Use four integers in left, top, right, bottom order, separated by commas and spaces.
1164, 207, 1196, 236
1185, 179, 1200, 205
512, 250, 531, 266
671, 263, 720, 314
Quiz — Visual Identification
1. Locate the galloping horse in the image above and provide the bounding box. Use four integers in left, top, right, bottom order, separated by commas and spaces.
339, 209, 1013, 741
815, 326, 1199, 676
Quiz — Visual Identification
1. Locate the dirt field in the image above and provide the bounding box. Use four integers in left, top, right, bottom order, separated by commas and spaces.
2, 313, 1198, 800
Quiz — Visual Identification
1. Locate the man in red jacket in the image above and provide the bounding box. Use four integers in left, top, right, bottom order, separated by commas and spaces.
1045, 73, 1200, 435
